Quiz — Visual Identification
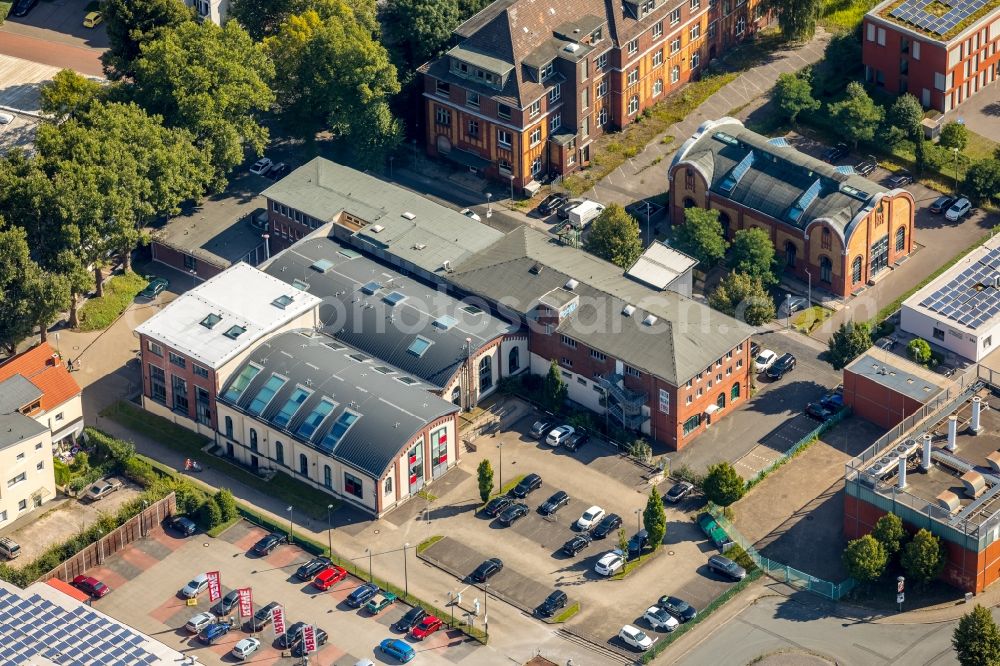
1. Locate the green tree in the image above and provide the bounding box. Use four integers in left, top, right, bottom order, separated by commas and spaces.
773, 72, 819, 123
939, 121, 970, 152
888, 93, 924, 138
764, 0, 821, 41
584, 203, 643, 269
708, 272, 776, 326
458, 0, 489, 19
914, 135, 928, 174
674, 207, 728, 269
132, 20, 275, 191
477, 459, 494, 502
830, 82, 885, 148
99, 0, 192, 78
214, 488, 238, 522
907, 338, 932, 365
40, 70, 105, 122
617, 528, 630, 557
901, 528, 945, 586
382, 0, 460, 70
542, 359, 568, 412
703, 462, 744, 507
643, 487, 666, 551
827, 321, 872, 370
843, 534, 888, 584
196, 498, 224, 528
872, 513, 906, 557
963, 159, 1000, 205
730, 227, 777, 285
953, 605, 1000, 666
229, 0, 308, 41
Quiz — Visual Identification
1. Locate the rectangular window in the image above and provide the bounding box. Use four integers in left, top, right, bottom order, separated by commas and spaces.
149, 364, 167, 404
16, 452, 24, 461
560, 334, 577, 348
659, 388, 670, 414
690, 0, 700, 8
17, 500, 26, 512
36, 460, 44, 471
171, 375, 188, 413
147, 340, 162, 357
193, 364, 209, 379
624, 365, 641, 377
344, 471, 364, 499
598, 79, 608, 96
8, 472, 26, 487
877, 27, 886, 46
670, 38, 681, 54
435, 107, 450, 125
497, 129, 512, 148
435, 80, 450, 96
737, 359, 743, 369
466, 91, 480, 108
581, 87, 589, 108
596, 53, 607, 70
985, 336, 993, 348
195, 386, 211, 425
498, 158, 512, 174
530, 99, 541, 116
582, 116, 590, 138
690, 24, 701, 40
686, 395, 693, 404
530, 127, 541, 146
670, 7, 681, 24
169, 352, 186, 369
691, 52, 700, 69
591, 349, 607, 361
467, 119, 479, 138
628, 68, 639, 85
653, 20, 663, 38
560, 357, 573, 367
933, 328, 945, 341
183, 254, 197, 270
628, 39, 639, 55
548, 84, 561, 102
550, 113, 561, 132
671, 65, 680, 83
683, 414, 701, 435
498, 103, 511, 119
653, 50, 663, 66
541, 61, 554, 79
913, 41, 920, 60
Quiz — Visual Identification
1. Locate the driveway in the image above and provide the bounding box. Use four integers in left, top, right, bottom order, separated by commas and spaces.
0, 0, 106, 76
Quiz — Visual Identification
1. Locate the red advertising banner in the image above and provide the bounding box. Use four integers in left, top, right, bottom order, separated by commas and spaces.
271, 605, 286, 637
237, 587, 254, 619
206, 571, 221, 603
302, 624, 317, 654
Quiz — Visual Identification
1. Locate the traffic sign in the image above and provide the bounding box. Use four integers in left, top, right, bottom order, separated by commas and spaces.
897, 592, 905, 604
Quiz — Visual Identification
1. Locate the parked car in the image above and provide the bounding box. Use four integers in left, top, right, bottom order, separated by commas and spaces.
366, 591, 397, 615
266, 162, 289, 180
539, 490, 570, 516
592, 513, 622, 539
930, 195, 956, 214
84, 478, 123, 502
576, 506, 605, 530
708, 554, 747, 581
557, 197, 587, 220
276, 622, 306, 650
291, 628, 328, 657
820, 390, 844, 410
529, 419, 554, 439
346, 582, 379, 608
627, 530, 650, 560
167, 514, 197, 536
0, 536, 20, 560
534, 590, 568, 618
83, 11, 103, 27
180, 574, 209, 599
139, 277, 169, 300
561, 533, 592, 556
545, 425, 575, 446
657, 595, 698, 623
946, 197, 972, 221
563, 428, 590, 451
821, 143, 849, 163
754, 349, 777, 372
619, 624, 654, 651
460, 208, 482, 222
594, 550, 624, 576
232, 637, 261, 661
643, 605, 679, 632
249, 157, 273, 175
510, 473, 542, 498
889, 170, 913, 187
0, 112, 13, 125
780, 296, 808, 317
805, 401, 835, 421
854, 155, 878, 176
566, 200, 605, 229
410, 615, 443, 640
215, 589, 240, 616
295, 555, 333, 581
247, 601, 280, 632
199, 618, 235, 645
252, 532, 287, 555
11, 0, 39, 17
72, 575, 111, 598
498, 502, 529, 526
378, 638, 416, 663
471, 557, 504, 583
313, 565, 348, 590
663, 481, 693, 504
392, 606, 427, 632
750, 341, 761, 358
766, 353, 796, 380
482, 496, 513, 517
184, 611, 217, 634
537, 193, 568, 216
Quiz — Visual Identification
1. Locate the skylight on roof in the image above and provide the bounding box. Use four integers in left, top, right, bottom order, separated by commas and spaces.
361, 281, 381, 295
224, 325, 247, 340
324, 341, 345, 351
200, 313, 222, 329
713, 131, 739, 146
462, 305, 484, 315
350, 353, 370, 363
338, 248, 361, 259
223, 364, 261, 402
408, 336, 433, 357
319, 411, 360, 452
296, 398, 335, 439
373, 366, 394, 374
720, 150, 755, 194
433, 315, 458, 330
384, 291, 406, 306
272, 387, 311, 428
271, 294, 294, 309
397, 376, 418, 385
247, 374, 287, 416
292, 279, 310, 291
311, 259, 334, 273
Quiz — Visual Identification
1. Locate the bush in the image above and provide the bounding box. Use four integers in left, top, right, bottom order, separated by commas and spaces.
121, 456, 157, 486
197, 498, 224, 529
703, 462, 745, 506
53, 459, 71, 486
70, 451, 90, 474
214, 489, 238, 522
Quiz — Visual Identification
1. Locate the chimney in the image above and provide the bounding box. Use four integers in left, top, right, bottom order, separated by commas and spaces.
922, 433, 932, 470
898, 455, 907, 489
948, 415, 958, 451
972, 397, 983, 435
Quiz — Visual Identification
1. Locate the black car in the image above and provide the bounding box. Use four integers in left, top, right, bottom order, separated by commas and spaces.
11, 0, 38, 17
765, 353, 796, 380
592, 513, 622, 539
393, 606, 427, 632
821, 143, 849, 163
563, 428, 590, 452
510, 473, 542, 498
855, 155, 878, 176
167, 515, 197, 536
215, 589, 241, 616
889, 170, 913, 187
534, 590, 568, 618
820, 390, 844, 411
657, 595, 698, 623
482, 496, 513, 518
557, 198, 586, 220
930, 195, 956, 214
247, 601, 280, 632
537, 193, 568, 216
539, 490, 570, 516
266, 163, 290, 180
805, 401, 835, 421
252, 532, 287, 555
663, 481, 694, 504
276, 621, 307, 649
346, 582, 379, 608
627, 530, 649, 560
561, 533, 592, 556
295, 556, 333, 581
498, 502, 529, 526
291, 627, 328, 656
471, 557, 503, 583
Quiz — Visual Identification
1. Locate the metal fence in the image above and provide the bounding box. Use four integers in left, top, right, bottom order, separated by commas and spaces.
744, 407, 852, 488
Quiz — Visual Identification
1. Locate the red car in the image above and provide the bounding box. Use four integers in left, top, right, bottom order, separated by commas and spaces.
72, 575, 111, 598
312, 565, 348, 590
410, 615, 443, 640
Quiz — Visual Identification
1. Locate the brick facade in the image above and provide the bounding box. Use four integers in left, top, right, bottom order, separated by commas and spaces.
138, 333, 219, 431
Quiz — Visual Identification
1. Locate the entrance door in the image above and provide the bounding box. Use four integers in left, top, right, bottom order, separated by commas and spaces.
226, 443, 234, 458
251, 455, 259, 471
436, 135, 452, 154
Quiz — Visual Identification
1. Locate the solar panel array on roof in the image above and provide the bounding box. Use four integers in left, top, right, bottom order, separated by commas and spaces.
888, 0, 991, 37
0, 588, 159, 665
918, 246, 1000, 329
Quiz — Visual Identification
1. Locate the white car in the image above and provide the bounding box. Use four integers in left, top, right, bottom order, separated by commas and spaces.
184, 611, 216, 634
945, 197, 972, 222
232, 637, 261, 660
576, 505, 606, 530
250, 157, 273, 175
545, 425, 575, 447
643, 605, 679, 632
619, 624, 654, 651
0, 112, 13, 125
461, 208, 482, 222
754, 349, 777, 372
180, 573, 209, 598
594, 550, 624, 576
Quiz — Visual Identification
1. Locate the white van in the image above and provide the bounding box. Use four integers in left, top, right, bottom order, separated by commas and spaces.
567, 200, 605, 229
0, 536, 20, 560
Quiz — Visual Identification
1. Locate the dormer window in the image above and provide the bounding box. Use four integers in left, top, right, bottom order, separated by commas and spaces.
591, 27, 603, 43
530, 99, 541, 116
436, 80, 450, 96
467, 91, 480, 108
541, 61, 554, 80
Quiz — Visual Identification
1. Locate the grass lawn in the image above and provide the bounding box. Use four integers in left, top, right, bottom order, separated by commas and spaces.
416, 535, 444, 555
101, 400, 339, 521
793, 305, 833, 334
820, 0, 879, 32
495, 474, 526, 498
552, 602, 581, 623
78, 272, 148, 331
612, 546, 661, 580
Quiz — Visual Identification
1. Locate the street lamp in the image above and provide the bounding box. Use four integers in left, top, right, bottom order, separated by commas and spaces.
403, 543, 410, 600
486, 192, 493, 218
326, 504, 334, 556
634, 508, 641, 533
508, 174, 515, 202
365, 548, 373, 583
286, 506, 294, 545
389, 155, 394, 179
496, 441, 503, 494
953, 147, 960, 194
483, 582, 489, 639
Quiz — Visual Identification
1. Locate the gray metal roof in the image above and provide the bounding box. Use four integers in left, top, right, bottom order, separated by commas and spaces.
262, 236, 517, 389
449, 227, 752, 384
218, 330, 458, 478
847, 354, 946, 403
0, 411, 47, 449
0, 375, 43, 414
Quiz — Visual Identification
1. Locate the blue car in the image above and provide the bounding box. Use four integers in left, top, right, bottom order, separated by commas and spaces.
379, 638, 415, 663
346, 582, 379, 608
199, 619, 234, 645
820, 391, 844, 410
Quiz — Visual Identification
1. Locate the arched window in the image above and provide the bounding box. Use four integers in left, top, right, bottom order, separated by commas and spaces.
852, 256, 863, 284
508, 347, 520, 374
784, 241, 796, 268
323, 465, 332, 488
451, 386, 461, 405
895, 226, 906, 252
249, 428, 257, 452
716, 393, 725, 409
384, 476, 392, 494
275, 441, 284, 465
719, 212, 731, 240
731, 383, 740, 402
299, 453, 308, 476
683, 197, 696, 209
224, 416, 233, 439
820, 256, 832, 283
479, 355, 493, 390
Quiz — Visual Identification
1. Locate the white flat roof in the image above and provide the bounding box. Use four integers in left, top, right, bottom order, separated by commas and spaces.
135, 262, 320, 368
625, 241, 698, 290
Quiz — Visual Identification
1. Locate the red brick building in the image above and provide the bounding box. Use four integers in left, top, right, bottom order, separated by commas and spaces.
843, 351, 947, 430
862, 0, 1000, 111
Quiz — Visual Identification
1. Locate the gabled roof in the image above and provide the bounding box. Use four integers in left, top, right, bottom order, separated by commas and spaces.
0, 342, 80, 414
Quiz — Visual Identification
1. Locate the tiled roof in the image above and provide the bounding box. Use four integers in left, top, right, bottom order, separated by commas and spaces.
0, 342, 80, 414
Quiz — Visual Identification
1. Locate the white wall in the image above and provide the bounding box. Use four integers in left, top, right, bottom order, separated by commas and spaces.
529, 352, 606, 414
900, 305, 994, 361
0, 429, 55, 526
499, 336, 529, 378
39, 395, 84, 444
